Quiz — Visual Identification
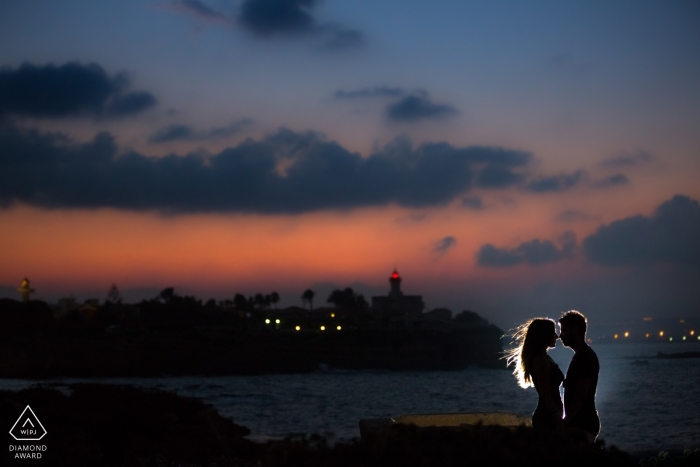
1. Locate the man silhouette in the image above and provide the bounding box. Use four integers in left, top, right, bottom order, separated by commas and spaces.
559, 310, 600, 442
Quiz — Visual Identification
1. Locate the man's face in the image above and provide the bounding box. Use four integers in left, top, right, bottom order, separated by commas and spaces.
559, 322, 575, 348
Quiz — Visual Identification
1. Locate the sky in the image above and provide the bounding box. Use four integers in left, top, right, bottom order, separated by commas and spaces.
1, 0, 699, 332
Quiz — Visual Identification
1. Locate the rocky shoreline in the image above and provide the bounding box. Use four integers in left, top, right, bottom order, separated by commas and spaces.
4, 384, 692, 466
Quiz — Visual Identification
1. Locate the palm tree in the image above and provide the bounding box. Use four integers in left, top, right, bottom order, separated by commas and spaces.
301, 289, 315, 310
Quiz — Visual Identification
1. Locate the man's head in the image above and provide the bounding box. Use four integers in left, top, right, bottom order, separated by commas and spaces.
559, 310, 587, 348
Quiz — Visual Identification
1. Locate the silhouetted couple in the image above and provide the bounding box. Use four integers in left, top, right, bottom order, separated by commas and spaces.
507, 310, 600, 442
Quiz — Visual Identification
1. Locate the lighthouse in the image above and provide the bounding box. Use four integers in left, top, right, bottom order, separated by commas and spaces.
389, 269, 403, 297
18, 278, 34, 303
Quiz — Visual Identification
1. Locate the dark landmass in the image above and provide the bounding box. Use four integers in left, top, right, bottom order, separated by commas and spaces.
1, 384, 651, 467
0, 299, 504, 378
657, 351, 700, 359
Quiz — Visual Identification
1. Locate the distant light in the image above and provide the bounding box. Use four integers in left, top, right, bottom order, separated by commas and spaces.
330, 313, 335, 318
669, 337, 673, 341
643, 317, 652, 322
680, 319, 685, 323
587, 338, 592, 343
320, 326, 325, 331
275, 319, 280, 324
683, 336, 686, 341
265, 319, 270, 324
392, 272, 399, 279
645, 333, 650, 338
624, 332, 629, 338
295, 326, 300, 331
691, 330, 695, 336
659, 331, 664, 337
697, 336, 699, 341
337, 326, 341, 330
614, 334, 618, 339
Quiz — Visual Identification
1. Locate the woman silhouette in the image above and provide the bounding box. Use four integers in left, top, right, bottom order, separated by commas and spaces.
506, 318, 564, 432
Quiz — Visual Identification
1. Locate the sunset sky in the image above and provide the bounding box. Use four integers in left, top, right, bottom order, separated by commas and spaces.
1, 0, 699, 331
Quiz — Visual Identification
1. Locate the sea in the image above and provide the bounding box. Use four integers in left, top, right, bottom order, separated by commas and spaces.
1, 341, 699, 455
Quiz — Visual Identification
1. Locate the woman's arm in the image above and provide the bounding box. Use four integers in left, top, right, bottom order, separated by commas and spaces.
531, 355, 563, 419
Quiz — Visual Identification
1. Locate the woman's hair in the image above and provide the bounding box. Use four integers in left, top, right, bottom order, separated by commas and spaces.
504, 318, 556, 388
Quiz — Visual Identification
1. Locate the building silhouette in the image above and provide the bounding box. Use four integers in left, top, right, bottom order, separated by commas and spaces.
371, 270, 424, 327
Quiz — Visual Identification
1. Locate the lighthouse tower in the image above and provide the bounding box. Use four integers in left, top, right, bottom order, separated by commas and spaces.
18, 277, 34, 303
389, 269, 403, 298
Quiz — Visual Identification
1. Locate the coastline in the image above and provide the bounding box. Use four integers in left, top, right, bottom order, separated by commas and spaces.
4, 383, 686, 466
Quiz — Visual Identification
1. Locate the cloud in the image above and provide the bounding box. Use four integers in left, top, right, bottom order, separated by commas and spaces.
0, 125, 532, 214
0, 62, 156, 119
583, 195, 700, 267
477, 231, 576, 267
149, 119, 252, 143
237, 0, 364, 49
386, 92, 457, 122
334, 86, 406, 99
599, 151, 654, 169
156, 0, 232, 24
461, 196, 483, 210
593, 173, 628, 188
239, 0, 316, 35
433, 236, 457, 255
526, 170, 585, 192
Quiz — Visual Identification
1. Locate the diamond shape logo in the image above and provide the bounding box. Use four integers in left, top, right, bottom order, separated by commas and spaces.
9, 406, 47, 441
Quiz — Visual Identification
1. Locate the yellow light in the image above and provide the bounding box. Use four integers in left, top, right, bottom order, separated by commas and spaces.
330, 313, 335, 318
645, 333, 649, 338
614, 334, 618, 339
697, 336, 699, 340
669, 337, 673, 341
691, 330, 695, 336
659, 331, 664, 337
275, 319, 280, 324
265, 319, 270, 324
320, 326, 325, 331
295, 326, 300, 331
683, 336, 686, 341
624, 332, 629, 338
337, 326, 341, 330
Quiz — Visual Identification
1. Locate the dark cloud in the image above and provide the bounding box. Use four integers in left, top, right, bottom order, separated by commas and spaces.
476, 164, 526, 188
386, 93, 457, 122
237, 0, 363, 49
334, 86, 406, 99
434, 236, 457, 255
239, 0, 316, 35
461, 196, 483, 210
0, 62, 156, 119
0, 125, 531, 214
593, 173, 628, 188
526, 170, 585, 192
599, 151, 654, 169
477, 231, 576, 267
157, 0, 232, 24
583, 195, 700, 267
149, 119, 251, 143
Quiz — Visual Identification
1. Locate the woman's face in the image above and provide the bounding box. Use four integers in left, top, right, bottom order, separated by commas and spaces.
548, 325, 559, 349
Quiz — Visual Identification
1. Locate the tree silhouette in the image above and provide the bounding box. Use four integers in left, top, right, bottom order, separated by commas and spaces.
234, 293, 248, 310
301, 289, 315, 310
159, 287, 175, 303
254, 293, 265, 310
327, 287, 369, 310
106, 283, 122, 304
270, 291, 280, 309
